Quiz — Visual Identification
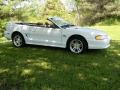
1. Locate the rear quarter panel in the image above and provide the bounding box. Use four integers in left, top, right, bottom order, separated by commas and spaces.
5, 23, 30, 40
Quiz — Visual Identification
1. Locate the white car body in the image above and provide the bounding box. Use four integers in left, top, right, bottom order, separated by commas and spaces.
4, 16, 111, 50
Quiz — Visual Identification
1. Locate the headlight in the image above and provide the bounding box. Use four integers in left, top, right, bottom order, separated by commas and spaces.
95, 35, 108, 40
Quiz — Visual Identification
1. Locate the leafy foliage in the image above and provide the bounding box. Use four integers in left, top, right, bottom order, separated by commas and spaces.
75, 0, 120, 25
0, 0, 14, 37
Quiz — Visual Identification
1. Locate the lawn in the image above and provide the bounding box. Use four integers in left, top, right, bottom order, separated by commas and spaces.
0, 25, 120, 90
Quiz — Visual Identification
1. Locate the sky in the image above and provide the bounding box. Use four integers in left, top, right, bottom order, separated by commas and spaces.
60, 0, 76, 12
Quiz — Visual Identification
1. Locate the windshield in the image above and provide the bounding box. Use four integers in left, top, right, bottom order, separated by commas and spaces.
49, 17, 74, 28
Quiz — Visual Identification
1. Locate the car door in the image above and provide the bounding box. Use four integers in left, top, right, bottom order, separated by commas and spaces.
28, 26, 62, 46
44, 27, 62, 46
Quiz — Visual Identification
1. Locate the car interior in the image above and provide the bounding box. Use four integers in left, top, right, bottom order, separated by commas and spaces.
16, 21, 59, 28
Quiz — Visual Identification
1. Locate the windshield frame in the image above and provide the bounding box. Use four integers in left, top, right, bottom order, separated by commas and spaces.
48, 16, 74, 28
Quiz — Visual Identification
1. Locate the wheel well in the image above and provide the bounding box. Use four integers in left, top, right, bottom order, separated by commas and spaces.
66, 35, 88, 48
11, 31, 24, 40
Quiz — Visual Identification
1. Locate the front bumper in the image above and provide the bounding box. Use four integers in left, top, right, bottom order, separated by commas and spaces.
88, 37, 111, 49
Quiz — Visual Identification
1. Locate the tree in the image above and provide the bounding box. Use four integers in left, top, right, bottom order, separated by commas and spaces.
39, 0, 75, 23
75, 0, 120, 25
0, 0, 15, 37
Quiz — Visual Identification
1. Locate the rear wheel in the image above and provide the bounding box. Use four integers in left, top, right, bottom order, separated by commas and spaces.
12, 33, 25, 47
68, 37, 87, 54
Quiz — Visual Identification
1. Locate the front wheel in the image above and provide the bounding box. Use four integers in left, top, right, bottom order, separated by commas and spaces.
12, 33, 25, 47
68, 37, 87, 54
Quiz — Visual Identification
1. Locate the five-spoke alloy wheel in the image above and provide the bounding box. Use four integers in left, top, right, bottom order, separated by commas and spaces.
12, 33, 25, 47
70, 39, 83, 53
68, 36, 88, 54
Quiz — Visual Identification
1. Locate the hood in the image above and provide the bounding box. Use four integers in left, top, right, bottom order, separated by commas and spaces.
66, 26, 107, 35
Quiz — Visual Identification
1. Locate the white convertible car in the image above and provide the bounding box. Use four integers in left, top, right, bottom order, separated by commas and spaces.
4, 16, 111, 53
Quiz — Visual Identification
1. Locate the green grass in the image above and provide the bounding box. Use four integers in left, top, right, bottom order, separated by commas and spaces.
0, 25, 120, 90
93, 25, 120, 40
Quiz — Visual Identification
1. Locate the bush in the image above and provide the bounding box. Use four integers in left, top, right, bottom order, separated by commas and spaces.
0, 19, 8, 37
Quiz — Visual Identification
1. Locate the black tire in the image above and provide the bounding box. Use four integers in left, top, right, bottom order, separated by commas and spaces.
12, 33, 25, 47
67, 36, 88, 54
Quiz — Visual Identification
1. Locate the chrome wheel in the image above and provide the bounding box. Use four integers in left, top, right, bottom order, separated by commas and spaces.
13, 35, 22, 47
70, 39, 83, 53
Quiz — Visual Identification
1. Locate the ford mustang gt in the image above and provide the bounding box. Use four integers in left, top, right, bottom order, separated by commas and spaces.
4, 16, 111, 53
